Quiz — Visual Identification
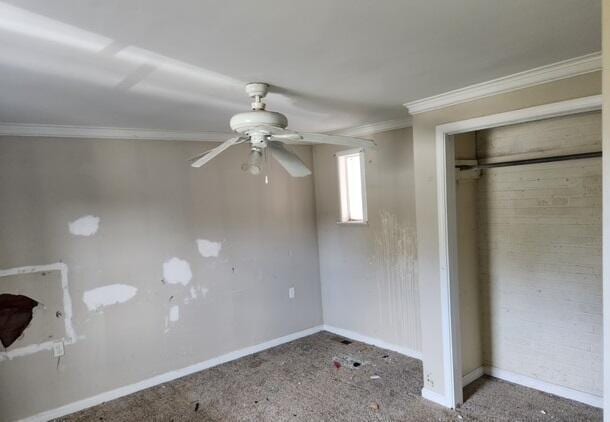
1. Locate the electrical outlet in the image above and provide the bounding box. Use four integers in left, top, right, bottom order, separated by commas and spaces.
52, 341, 64, 357
288, 287, 295, 299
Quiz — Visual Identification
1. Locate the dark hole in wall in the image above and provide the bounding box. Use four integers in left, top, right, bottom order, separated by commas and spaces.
0, 294, 38, 348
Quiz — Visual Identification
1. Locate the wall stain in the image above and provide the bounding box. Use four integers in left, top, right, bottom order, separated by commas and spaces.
374, 211, 421, 350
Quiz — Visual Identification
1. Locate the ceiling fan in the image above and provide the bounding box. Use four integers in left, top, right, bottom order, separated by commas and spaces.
190, 83, 376, 177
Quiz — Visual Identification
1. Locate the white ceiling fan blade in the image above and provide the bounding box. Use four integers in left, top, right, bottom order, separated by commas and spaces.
190, 137, 241, 168
269, 142, 312, 177
298, 132, 376, 148
268, 134, 304, 145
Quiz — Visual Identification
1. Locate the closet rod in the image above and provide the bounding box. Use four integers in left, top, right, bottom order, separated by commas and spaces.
458, 151, 601, 170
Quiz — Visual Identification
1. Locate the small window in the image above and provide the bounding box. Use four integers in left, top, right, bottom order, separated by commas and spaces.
337, 148, 367, 224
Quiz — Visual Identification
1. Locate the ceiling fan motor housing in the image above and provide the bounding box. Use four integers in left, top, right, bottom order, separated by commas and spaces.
229, 110, 288, 135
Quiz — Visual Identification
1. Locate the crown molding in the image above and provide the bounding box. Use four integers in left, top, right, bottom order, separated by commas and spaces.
0, 123, 231, 141
0, 119, 414, 142
330, 117, 412, 137
404, 52, 601, 115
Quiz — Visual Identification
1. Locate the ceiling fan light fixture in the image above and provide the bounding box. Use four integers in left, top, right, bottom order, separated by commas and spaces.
241, 147, 263, 175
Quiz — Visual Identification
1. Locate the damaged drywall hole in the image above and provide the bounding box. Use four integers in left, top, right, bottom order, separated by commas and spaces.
82, 284, 137, 311
68, 215, 100, 236
0, 263, 78, 361
339, 339, 352, 345
197, 239, 222, 258
55, 310, 63, 318
353, 361, 361, 368
162, 257, 192, 285
0, 294, 38, 348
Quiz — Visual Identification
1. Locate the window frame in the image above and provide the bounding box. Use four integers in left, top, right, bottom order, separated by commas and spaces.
335, 147, 368, 225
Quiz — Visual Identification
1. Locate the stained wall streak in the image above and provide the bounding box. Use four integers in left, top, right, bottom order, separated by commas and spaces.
374, 211, 420, 348
313, 128, 421, 353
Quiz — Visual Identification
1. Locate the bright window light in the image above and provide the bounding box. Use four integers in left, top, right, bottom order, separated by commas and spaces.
337, 149, 367, 223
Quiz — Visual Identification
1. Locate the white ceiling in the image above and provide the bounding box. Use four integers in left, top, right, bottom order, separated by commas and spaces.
0, 0, 601, 134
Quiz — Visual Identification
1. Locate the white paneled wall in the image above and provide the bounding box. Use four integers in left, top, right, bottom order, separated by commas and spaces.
477, 113, 602, 397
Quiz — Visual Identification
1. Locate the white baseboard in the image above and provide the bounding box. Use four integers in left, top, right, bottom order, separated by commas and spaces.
462, 367, 485, 387
18, 325, 324, 422
421, 388, 454, 408
460, 366, 602, 409
322, 324, 422, 360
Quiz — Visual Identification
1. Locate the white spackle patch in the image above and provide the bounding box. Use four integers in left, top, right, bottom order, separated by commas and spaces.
169, 305, 180, 322
162, 257, 192, 285
69, 215, 100, 236
83, 284, 137, 311
189, 286, 209, 300
197, 239, 222, 258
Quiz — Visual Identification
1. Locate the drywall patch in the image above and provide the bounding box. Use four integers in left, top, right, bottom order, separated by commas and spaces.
68, 215, 100, 236
83, 284, 137, 311
162, 258, 192, 285
169, 305, 179, 322
197, 239, 222, 258
0, 294, 38, 347
189, 286, 209, 300
0, 263, 78, 361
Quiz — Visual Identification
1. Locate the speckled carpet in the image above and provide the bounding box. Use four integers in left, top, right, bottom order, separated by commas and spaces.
55, 331, 602, 421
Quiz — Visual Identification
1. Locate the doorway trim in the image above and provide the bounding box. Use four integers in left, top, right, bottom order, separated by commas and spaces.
434, 94, 602, 409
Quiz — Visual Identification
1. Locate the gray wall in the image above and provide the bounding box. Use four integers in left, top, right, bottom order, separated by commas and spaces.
0, 137, 322, 421
313, 128, 421, 353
